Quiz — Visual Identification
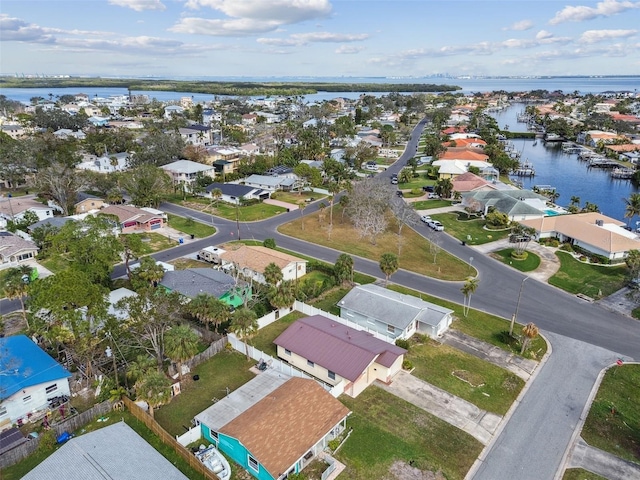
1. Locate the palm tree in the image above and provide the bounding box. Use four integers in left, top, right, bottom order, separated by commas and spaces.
263, 262, 283, 286
211, 188, 222, 208
229, 307, 258, 360
624, 193, 640, 227
126, 354, 155, 385
570, 196, 581, 207
187, 293, 230, 332
520, 322, 539, 354
379, 252, 399, 286
435, 177, 453, 199
4, 266, 33, 329
134, 369, 171, 418
268, 280, 298, 310
165, 324, 199, 381
461, 277, 479, 317
334, 253, 354, 285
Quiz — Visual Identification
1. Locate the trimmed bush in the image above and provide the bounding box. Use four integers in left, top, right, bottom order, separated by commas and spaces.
395, 338, 410, 350
402, 359, 414, 370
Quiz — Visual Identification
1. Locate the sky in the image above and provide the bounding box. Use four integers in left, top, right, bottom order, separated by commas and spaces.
0, 0, 639, 79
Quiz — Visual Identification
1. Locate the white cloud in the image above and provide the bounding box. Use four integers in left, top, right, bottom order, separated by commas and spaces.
579, 29, 638, 43
108, 0, 166, 12
536, 30, 553, 40
170, 17, 281, 36
549, 0, 640, 25
0, 15, 54, 43
184, 0, 332, 24
257, 31, 368, 46
335, 45, 364, 54
503, 20, 533, 31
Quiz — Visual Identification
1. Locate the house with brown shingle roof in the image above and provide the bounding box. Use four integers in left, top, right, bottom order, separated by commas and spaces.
219, 244, 307, 284
99, 205, 165, 233
452, 172, 498, 194
195, 370, 349, 480
274, 315, 406, 398
0, 232, 38, 267
519, 212, 640, 262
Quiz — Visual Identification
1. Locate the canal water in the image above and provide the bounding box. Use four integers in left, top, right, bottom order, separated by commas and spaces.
490, 104, 639, 223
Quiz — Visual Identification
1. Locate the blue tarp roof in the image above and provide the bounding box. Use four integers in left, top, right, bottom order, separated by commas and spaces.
0, 335, 71, 400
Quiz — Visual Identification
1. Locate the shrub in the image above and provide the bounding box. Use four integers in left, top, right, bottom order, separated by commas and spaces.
328, 438, 341, 452
510, 251, 528, 261
402, 359, 414, 370
263, 238, 276, 249
559, 243, 574, 252
485, 211, 510, 229
38, 429, 57, 452
395, 338, 410, 350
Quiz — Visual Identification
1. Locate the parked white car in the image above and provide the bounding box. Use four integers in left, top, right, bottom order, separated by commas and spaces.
420, 215, 431, 223
427, 220, 444, 231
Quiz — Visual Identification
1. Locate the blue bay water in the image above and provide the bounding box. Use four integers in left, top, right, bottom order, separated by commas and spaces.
490, 105, 639, 223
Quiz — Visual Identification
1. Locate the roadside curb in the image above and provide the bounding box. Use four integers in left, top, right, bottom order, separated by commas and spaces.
464, 332, 553, 480
554, 359, 640, 480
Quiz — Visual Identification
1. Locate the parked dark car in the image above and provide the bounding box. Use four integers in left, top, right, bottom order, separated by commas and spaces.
396, 190, 404, 197
422, 185, 435, 192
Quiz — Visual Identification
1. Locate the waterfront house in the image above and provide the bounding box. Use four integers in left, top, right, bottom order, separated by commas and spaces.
218, 244, 307, 284
452, 172, 499, 195
158, 268, 247, 307
23, 422, 188, 480
338, 284, 454, 340
461, 189, 551, 221
274, 315, 406, 397
0, 335, 71, 428
195, 371, 350, 480
519, 212, 640, 262
432, 159, 497, 181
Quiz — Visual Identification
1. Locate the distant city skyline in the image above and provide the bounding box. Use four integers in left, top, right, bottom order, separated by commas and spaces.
1, 0, 639, 78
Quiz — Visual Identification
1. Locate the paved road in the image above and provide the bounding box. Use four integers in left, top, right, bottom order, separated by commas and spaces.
470, 332, 620, 480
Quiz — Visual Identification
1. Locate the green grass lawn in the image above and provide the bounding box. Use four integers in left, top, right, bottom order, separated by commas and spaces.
278, 207, 475, 281
272, 191, 326, 204
215, 202, 286, 221
2, 411, 209, 480
412, 199, 453, 210
308, 286, 350, 315
154, 351, 255, 436
581, 364, 640, 465
562, 469, 607, 480
407, 337, 524, 415
337, 386, 483, 480
549, 251, 628, 299
387, 284, 547, 360
432, 212, 511, 245
39, 255, 71, 273
491, 248, 541, 272
251, 311, 306, 358
167, 213, 216, 238
132, 232, 178, 254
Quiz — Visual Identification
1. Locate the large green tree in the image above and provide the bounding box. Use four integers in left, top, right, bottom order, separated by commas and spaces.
121, 165, 173, 207
187, 293, 231, 332
379, 252, 399, 286
165, 324, 199, 381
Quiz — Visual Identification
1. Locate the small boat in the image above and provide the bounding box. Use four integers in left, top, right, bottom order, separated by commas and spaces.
532, 140, 537, 146
195, 445, 231, 480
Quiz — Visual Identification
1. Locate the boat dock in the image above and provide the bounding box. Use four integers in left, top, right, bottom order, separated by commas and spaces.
588, 158, 622, 169
513, 161, 535, 176
611, 168, 635, 179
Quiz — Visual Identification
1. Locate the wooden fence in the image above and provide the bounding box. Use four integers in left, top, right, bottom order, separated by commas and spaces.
184, 336, 228, 371
121, 396, 219, 480
0, 400, 113, 469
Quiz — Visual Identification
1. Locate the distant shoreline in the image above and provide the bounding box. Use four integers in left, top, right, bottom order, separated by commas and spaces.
0, 77, 462, 96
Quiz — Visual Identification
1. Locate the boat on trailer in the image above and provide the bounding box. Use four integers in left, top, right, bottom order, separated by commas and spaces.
195, 445, 231, 480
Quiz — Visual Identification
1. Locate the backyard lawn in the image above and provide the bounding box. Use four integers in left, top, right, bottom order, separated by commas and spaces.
407, 337, 524, 415
581, 364, 640, 465
387, 284, 547, 359
251, 311, 306, 358
278, 208, 475, 281
491, 248, 541, 272
431, 212, 511, 245
154, 351, 255, 436
338, 386, 483, 480
549, 251, 628, 299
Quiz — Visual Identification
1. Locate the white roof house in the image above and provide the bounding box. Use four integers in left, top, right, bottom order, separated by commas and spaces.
161, 160, 216, 187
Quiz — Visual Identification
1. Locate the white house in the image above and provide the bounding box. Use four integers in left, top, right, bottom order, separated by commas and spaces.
160, 160, 216, 189
0, 195, 54, 229
0, 335, 72, 429
338, 284, 454, 340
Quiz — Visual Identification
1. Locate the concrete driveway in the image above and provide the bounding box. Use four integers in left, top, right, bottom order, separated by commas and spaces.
376, 370, 502, 445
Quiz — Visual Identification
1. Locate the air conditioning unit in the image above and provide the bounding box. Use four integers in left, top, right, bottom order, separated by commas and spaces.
596, 220, 604, 226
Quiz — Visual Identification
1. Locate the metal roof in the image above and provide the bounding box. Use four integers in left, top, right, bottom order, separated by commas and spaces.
23, 421, 188, 480
0, 335, 71, 401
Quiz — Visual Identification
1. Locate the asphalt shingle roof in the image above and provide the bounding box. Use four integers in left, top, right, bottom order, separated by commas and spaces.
159, 268, 236, 299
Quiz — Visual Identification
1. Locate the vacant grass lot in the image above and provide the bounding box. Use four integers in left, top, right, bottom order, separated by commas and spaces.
582, 364, 640, 465
387, 284, 547, 360
279, 208, 475, 281
549, 251, 628, 299
155, 351, 255, 436
562, 469, 607, 480
407, 337, 524, 415
175, 196, 287, 221
338, 386, 483, 480
167, 213, 216, 238
272, 191, 325, 204
412, 199, 453, 210
491, 248, 541, 272
432, 212, 511, 245
133, 232, 178, 254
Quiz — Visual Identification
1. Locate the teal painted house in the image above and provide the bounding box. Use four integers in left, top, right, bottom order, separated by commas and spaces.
158, 268, 249, 308
195, 371, 350, 480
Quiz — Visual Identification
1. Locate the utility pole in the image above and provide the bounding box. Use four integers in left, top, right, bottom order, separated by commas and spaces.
510, 277, 529, 337
236, 201, 241, 240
